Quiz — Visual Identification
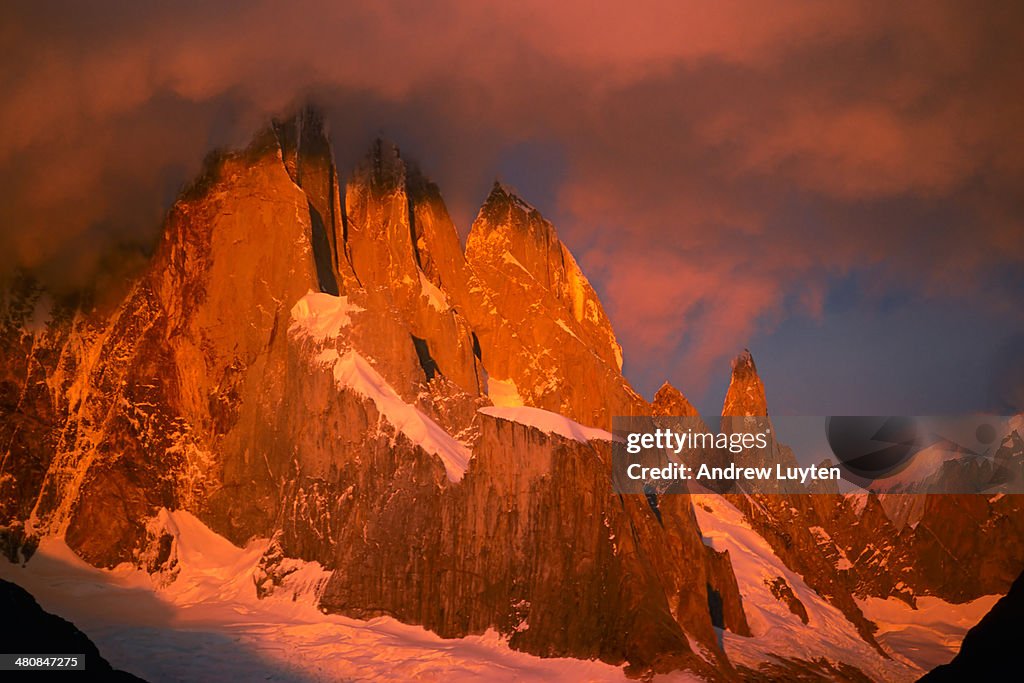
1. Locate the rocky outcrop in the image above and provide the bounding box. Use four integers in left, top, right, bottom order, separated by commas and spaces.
703, 544, 752, 636
28, 130, 324, 563
765, 576, 809, 624
714, 348, 1024, 652
833, 488, 1024, 606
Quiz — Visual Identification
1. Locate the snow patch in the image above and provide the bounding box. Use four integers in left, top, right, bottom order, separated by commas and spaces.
555, 318, 581, 341
322, 348, 470, 482
290, 290, 364, 342
501, 250, 533, 278
486, 377, 524, 407
418, 270, 450, 312
808, 526, 854, 570
289, 291, 469, 482
479, 405, 613, 443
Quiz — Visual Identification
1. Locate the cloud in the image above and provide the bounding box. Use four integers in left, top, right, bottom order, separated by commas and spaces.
1, 1, 1021, 398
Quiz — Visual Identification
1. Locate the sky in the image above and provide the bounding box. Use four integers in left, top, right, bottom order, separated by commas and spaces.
2, 1, 1022, 415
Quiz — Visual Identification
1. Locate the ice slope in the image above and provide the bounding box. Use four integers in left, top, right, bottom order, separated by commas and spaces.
322, 348, 471, 481
857, 594, 1000, 671
692, 494, 917, 681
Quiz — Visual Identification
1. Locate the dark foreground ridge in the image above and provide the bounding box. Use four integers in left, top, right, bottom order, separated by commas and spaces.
919, 568, 1024, 681
0, 579, 146, 681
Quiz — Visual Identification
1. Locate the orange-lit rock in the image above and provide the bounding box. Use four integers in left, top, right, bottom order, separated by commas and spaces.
1, 109, 1022, 679
460, 183, 646, 428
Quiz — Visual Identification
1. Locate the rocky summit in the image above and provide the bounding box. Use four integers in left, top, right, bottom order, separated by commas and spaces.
1, 108, 1022, 680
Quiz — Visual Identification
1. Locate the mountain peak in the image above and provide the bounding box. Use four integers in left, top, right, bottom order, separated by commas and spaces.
722, 349, 768, 417
481, 180, 538, 217
272, 104, 329, 141
652, 381, 698, 417
353, 137, 406, 192
731, 348, 757, 374
270, 105, 335, 201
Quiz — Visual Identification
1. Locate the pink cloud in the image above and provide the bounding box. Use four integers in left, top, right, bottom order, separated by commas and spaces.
1, 0, 1021, 395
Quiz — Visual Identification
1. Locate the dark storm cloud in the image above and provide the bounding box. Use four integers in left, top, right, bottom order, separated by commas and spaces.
1, 1, 1021, 398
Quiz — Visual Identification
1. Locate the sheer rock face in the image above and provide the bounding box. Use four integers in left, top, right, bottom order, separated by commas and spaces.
347, 142, 478, 384
702, 544, 752, 637
291, 409, 731, 677
462, 183, 646, 428
273, 107, 345, 296
469, 184, 622, 372
27, 135, 324, 563
277, 307, 733, 673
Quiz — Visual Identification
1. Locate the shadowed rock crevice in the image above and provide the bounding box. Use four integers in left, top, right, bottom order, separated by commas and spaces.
410, 335, 439, 381
706, 583, 726, 630
308, 202, 339, 296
